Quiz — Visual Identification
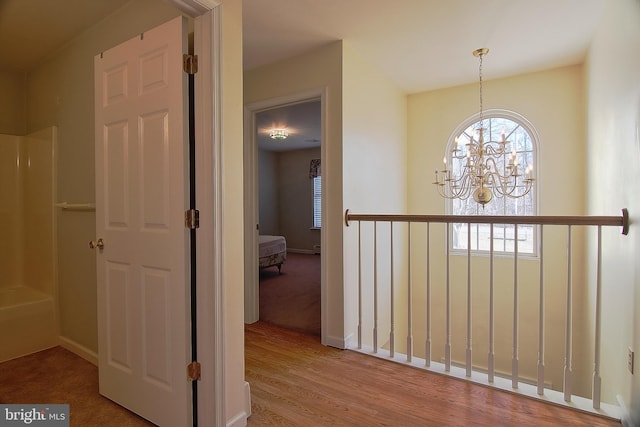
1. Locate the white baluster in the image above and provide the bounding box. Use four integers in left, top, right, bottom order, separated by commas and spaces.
407, 223, 413, 363
564, 226, 573, 401
593, 226, 602, 409
426, 223, 432, 368
389, 222, 395, 358
445, 223, 451, 372
488, 224, 495, 383
373, 221, 378, 353
357, 221, 362, 349
466, 222, 472, 377
537, 225, 545, 395
512, 224, 519, 389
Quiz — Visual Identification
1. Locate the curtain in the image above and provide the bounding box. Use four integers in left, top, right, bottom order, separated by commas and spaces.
309, 158, 321, 178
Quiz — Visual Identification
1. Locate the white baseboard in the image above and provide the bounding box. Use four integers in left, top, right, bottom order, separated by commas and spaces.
617, 394, 632, 427
226, 411, 247, 427
244, 381, 251, 418
323, 333, 351, 350
287, 248, 315, 255
226, 382, 251, 427
59, 336, 98, 366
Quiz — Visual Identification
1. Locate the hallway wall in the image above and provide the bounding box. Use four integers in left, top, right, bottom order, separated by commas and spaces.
0, 70, 26, 135
586, 0, 640, 419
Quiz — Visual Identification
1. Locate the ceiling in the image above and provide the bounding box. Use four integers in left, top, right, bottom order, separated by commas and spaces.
1, 0, 607, 91
0, 0, 131, 72
256, 100, 321, 152
243, 0, 607, 93
0, 0, 607, 148
242, 0, 606, 151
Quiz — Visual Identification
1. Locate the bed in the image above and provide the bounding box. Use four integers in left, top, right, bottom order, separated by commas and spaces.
259, 235, 287, 273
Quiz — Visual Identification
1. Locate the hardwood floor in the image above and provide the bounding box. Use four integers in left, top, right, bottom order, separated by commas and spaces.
245, 322, 620, 426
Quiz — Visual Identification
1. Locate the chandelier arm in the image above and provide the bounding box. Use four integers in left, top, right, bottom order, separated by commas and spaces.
489, 175, 510, 196
482, 158, 513, 180
483, 142, 508, 156
456, 175, 474, 199
436, 184, 450, 199
488, 169, 518, 196
489, 174, 534, 198
482, 172, 499, 189
502, 180, 534, 199
441, 173, 473, 199
444, 173, 466, 187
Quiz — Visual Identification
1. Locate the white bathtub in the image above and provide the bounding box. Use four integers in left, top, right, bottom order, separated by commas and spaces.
0, 286, 59, 362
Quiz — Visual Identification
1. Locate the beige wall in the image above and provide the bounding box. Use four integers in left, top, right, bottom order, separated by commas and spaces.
258, 146, 323, 252
244, 41, 346, 344
258, 149, 278, 235
405, 66, 592, 396
276, 147, 321, 251
586, 0, 640, 419
341, 42, 408, 346
25, 0, 183, 353
0, 70, 27, 135
217, 0, 247, 422
342, 42, 407, 215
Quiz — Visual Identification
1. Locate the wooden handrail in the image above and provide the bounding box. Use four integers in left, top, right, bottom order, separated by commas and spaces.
344, 208, 629, 235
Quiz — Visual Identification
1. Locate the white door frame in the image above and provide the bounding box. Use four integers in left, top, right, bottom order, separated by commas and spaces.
243, 88, 328, 345
168, 1, 224, 426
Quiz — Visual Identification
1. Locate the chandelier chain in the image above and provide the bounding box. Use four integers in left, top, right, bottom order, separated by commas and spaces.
479, 51, 484, 128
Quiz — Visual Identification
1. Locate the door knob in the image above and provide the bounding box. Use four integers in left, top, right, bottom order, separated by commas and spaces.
89, 238, 104, 250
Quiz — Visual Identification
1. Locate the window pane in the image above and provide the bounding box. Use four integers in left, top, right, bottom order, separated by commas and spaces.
313, 176, 321, 228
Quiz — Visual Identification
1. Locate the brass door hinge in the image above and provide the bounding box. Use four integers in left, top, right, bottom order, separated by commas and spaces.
185, 209, 200, 229
183, 54, 198, 74
187, 361, 201, 381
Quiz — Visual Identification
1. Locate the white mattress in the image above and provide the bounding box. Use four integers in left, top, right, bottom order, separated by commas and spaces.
259, 235, 286, 258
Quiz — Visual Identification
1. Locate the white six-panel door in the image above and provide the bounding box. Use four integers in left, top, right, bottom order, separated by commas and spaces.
94, 16, 191, 426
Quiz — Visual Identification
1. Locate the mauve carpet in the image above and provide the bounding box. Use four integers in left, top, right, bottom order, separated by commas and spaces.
259, 252, 321, 335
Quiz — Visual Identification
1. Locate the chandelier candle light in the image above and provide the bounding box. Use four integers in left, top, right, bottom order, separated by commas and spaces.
433, 48, 534, 207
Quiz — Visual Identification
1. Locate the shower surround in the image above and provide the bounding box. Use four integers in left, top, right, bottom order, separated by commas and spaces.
0, 127, 58, 362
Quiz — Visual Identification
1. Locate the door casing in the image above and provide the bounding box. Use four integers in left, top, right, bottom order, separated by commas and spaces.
243, 88, 328, 346
91, 1, 225, 425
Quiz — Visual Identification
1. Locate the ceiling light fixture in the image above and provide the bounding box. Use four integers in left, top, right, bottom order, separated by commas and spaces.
269, 129, 288, 140
433, 48, 534, 207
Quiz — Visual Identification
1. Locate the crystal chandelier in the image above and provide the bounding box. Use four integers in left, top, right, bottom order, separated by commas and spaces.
269, 128, 288, 140
433, 48, 534, 207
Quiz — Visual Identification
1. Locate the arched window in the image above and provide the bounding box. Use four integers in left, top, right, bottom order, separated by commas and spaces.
447, 109, 539, 256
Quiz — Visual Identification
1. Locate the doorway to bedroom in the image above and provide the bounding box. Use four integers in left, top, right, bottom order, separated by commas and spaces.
244, 96, 324, 337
